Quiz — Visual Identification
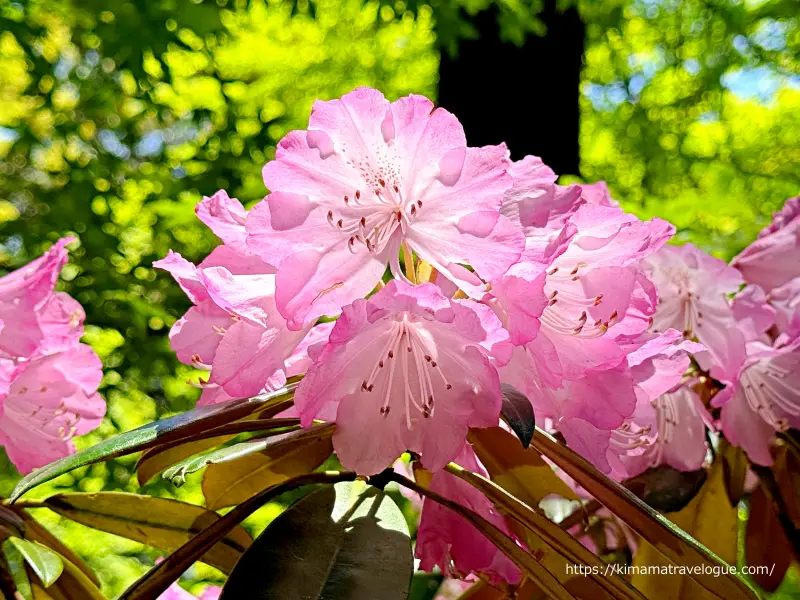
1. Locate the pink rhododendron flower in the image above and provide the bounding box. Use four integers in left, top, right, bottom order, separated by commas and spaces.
158, 582, 221, 600
416, 445, 522, 584
732, 196, 800, 291
0, 345, 105, 473
646, 243, 752, 380
713, 339, 800, 466
0, 238, 85, 358
580, 181, 619, 207
246, 87, 524, 329
614, 384, 711, 478
155, 194, 311, 399
294, 280, 509, 474
767, 277, 800, 340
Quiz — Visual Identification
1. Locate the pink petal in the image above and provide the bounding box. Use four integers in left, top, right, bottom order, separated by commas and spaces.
195, 190, 248, 253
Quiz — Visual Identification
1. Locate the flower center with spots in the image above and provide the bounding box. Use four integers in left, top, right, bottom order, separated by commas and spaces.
360, 315, 451, 428
741, 357, 798, 431
326, 180, 423, 255
540, 263, 618, 338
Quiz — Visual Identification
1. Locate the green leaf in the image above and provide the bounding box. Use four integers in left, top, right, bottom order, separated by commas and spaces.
6, 538, 63, 588
16, 511, 102, 587
445, 463, 645, 600
119, 471, 356, 600
28, 492, 251, 574
530, 426, 757, 600
499, 384, 536, 448
3, 538, 33, 600
202, 424, 335, 509
9, 386, 296, 501
220, 481, 412, 600
47, 554, 107, 600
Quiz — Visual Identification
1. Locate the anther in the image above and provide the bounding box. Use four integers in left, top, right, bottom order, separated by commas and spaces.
355, 190, 361, 199
417, 200, 422, 208
337, 219, 343, 228
388, 350, 394, 358
446, 384, 452, 390
379, 178, 385, 187
379, 360, 384, 368
431, 361, 437, 367
362, 381, 368, 391
547, 267, 559, 275
360, 216, 367, 227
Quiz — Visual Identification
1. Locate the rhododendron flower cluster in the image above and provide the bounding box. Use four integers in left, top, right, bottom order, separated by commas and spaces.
0, 239, 105, 473
158, 87, 800, 585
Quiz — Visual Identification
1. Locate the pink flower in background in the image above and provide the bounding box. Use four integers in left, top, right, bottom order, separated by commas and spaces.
714, 339, 800, 466
646, 243, 750, 380
416, 445, 521, 585
0, 238, 85, 359
732, 196, 800, 291
0, 345, 105, 473
158, 581, 221, 600
155, 193, 311, 400
246, 87, 524, 329
0, 239, 105, 474
294, 280, 509, 474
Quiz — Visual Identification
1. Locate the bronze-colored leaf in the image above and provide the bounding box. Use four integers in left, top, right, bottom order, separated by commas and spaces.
530, 427, 756, 600
470, 427, 579, 506
773, 444, 800, 530
28, 493, 251, 574
745, 485, 791, 592
202, 425, 334, 510
389, 470, 578, 600
721, 441, 749, 507
119, 471, 356, 600
624, 466, 706, 513
630, 461, 740, 600
135, 418, 300, 485
446, 464, 645, 600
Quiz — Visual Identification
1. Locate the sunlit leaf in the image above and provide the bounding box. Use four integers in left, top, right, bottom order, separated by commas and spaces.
23, 493, 251, 574
5, 538, 63, 588
45, 554, 107, 600
470, 427, 579, 506
9, 387, 296, 501
220, 482, 412, 600
2, 537, 33, 600
15, 512, 101, 587
530, 427, 756, 600
203, 424, 334, 510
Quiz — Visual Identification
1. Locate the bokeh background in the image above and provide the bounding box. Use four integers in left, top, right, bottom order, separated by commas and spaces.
1, 0, 799, 597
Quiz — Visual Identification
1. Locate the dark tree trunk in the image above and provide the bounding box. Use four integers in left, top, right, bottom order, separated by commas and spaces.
437, 1, 585, 175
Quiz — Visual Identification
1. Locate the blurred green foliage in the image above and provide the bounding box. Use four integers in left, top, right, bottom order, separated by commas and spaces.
579, 0, 799, 256
0, 0, 798, 597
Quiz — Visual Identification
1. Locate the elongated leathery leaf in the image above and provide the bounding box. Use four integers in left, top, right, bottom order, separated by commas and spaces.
529, 426, 757, 600
220, 481, 412, 600
135, 417, 301, 485
202, 424, 335, 509
119, 471, 356, 600
10, 385, 296, 501
22, 493, 251, 575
